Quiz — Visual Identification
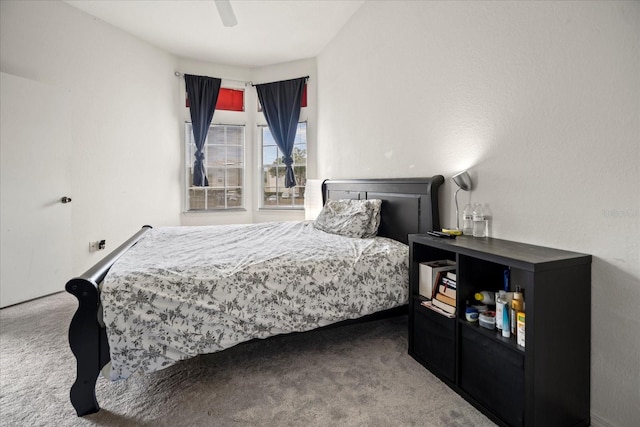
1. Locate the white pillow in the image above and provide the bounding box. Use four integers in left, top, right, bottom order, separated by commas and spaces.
314, 199, 382, 238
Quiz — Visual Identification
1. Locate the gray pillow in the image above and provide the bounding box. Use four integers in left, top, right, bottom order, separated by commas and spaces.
314, 199, 382, 238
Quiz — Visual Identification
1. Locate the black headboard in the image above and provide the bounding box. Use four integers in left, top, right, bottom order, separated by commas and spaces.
322, 176, 444, 244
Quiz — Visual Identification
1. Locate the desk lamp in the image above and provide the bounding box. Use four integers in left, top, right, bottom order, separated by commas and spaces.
452, 170, 472, 230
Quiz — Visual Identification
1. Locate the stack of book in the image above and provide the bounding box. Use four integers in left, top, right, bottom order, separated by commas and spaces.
428, 271, 457, 316
418, 260, 455, 299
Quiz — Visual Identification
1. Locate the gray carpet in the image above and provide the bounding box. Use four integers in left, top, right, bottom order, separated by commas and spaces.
0, 292, 495, 427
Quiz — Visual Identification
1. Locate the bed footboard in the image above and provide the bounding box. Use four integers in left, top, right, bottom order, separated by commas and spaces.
65, 225, 152, 416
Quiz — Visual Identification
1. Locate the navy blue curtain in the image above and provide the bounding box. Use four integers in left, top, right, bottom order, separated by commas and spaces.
255, 77, 306, 188
185, 74, 221, 186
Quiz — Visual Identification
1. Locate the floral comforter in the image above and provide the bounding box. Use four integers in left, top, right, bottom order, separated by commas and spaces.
101, 221, 409, 381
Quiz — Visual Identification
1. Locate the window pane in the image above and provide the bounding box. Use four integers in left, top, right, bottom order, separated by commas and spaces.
210, 126, 224, 144
295, 122, 307, 143
264, 165, 283, 190
185, 123, 244, 211
207, 188, 225, 208
189, 188, 206, 210
207, 168, 225, 187
225, 126, 244, 145
226, 188, 242, 207
227, 146, 243, 166
263, 146, 278, 166
226, 168, 242, 187
292, 146, 306, 165
263, 186, 278, 206
206, 145, 225, 166
259, 122, 306, 208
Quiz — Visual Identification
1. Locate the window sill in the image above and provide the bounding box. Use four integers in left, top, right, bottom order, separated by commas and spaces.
258, 207, 304, 211
182, 208, 247, 215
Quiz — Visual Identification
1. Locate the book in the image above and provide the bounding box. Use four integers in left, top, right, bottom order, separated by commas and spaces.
418, 260, 455, 299
441, 276, 457, 289
431, 297, 456, 314
446, 271, 457, 281
421, 300, 455, 318
438, 282, 457, 298
439, 275, 457, 298
434, 292, 456, 307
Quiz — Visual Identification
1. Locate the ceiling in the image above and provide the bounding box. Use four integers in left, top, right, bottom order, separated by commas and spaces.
64, 0, 365, 68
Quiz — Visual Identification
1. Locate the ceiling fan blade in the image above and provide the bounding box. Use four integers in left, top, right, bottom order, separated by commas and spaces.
214, 0, 238, 27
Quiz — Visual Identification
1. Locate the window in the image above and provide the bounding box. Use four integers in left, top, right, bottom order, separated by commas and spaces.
260, 122, 307, 208
185, 123, 244, 211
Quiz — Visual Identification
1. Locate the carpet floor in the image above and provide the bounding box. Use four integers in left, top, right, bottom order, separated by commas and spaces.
0, 292, 495, 427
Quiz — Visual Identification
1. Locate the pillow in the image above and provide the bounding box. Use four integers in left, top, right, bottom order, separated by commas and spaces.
314, 199, 382, 238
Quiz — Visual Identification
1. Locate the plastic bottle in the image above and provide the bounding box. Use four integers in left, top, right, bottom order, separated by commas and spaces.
511, 286, 524, 335
517, 311, 526, 347
499, 268, 511, 335
472, 203, 485, 237
465, 305, 479, 322
495, 290, 507, 331
502, 304, 511, 338
472, 203, 484, 221
474, 291, 495, 305
462, 204, 473, 235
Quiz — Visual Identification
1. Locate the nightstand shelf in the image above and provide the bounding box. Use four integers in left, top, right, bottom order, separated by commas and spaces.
408, 234, 591, 427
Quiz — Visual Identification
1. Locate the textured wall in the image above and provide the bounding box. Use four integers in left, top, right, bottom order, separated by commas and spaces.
0, 0, 181, 274
318, 1, 639, 426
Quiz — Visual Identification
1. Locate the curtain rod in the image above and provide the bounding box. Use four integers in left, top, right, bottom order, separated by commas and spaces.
174, 72, 309, 87
250, 76, 309, 87
174, 71, 250, 86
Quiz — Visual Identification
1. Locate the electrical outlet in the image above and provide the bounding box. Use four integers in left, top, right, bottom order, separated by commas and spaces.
89, 240, 106, 252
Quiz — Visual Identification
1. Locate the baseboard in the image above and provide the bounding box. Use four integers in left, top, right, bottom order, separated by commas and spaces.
590, 412, 616, 427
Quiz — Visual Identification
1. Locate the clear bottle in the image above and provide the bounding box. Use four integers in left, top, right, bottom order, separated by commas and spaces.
462, 204, 473, 235
472, 203, 486, 237
472, 203, 484, 221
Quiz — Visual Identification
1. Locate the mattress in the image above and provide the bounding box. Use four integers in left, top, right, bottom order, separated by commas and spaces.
101, 221, 409, 381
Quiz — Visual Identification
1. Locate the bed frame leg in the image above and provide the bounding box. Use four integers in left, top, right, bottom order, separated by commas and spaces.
69, 374, 100, 416
66, 277, 108, 416
64, 226, 151, 416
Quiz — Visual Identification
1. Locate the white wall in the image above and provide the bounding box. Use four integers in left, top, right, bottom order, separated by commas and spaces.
317, 1, 639, 426
0, 0, 181, 275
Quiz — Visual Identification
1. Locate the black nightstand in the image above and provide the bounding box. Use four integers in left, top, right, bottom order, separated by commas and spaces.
408, 234, 591, 427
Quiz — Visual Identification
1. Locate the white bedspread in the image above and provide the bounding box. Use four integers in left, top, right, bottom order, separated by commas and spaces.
101, 221, 409, 381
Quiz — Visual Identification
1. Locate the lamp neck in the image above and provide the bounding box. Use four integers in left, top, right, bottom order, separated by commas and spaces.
455, 187, 462, 230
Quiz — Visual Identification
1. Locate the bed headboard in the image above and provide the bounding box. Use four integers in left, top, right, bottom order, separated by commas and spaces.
322, 176, 444, 244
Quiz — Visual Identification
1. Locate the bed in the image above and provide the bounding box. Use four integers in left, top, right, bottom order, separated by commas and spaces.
65, 176, 444, 416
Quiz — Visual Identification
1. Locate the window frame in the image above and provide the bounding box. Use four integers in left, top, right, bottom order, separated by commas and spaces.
184, 122, 246, 212
258, 121, 307, 210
